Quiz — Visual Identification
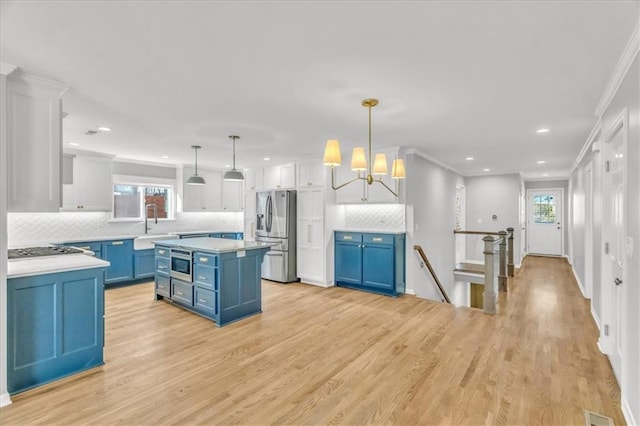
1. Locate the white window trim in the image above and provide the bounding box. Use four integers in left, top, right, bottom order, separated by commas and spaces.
111, 175, 177, 222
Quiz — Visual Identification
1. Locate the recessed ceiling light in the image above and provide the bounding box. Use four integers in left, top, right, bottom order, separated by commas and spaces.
543, 173, 549, 177
98, 126, 111, 132
537, 160, 546, 164
536, 128, 550, 134
160, 155, 169, 159
68, 142, 79, 146
263, 157, 271, 161
465, 157, 474, 161
483, 168, 490, 172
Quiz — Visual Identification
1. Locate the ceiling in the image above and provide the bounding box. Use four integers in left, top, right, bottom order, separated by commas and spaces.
1, 1, 638, 179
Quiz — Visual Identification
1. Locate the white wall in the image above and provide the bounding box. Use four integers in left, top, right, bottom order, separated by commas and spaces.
570, 39, 639, 425
405, 152, 466, 304
464, 173, 523, 266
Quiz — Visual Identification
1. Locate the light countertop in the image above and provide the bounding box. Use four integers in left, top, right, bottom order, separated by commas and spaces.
155, 237, 274, 254
333, 229, 406, 235
52, 230, 241, 245
8, 254, 110, 279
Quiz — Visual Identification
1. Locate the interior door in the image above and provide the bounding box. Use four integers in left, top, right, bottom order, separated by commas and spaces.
603, 122, 625, 381
527, 189, 562, 255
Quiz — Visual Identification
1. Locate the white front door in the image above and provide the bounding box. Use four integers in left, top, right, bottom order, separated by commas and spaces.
602, 119, 625, 381
527, 189, 563, 255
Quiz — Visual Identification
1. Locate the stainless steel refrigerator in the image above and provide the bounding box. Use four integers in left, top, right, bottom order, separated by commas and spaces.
255, 190, 297, 283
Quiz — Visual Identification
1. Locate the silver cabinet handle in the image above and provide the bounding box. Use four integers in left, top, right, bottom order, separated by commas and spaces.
112, 241, 124, 246
176, 291, 184, 296
198, 276, 206, 281
307, 224, 312, 243
158, 249, 166, 255
199, 257, 208, 263
372, 237, 383, 242
198, 298, 207, 303
158, 265, 167, 270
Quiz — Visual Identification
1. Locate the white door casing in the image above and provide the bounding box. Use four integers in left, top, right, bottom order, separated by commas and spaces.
600, 109, 627, 382
584, 162, 594, 299
526, 189, 563, 256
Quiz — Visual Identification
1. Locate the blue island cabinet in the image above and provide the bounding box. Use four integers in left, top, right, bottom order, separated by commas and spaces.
334, 231, 406, 296
155, 241, 268, 326
7, 267, 105, 394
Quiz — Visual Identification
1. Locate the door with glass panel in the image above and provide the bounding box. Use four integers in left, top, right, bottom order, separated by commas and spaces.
527, 189, 562, 255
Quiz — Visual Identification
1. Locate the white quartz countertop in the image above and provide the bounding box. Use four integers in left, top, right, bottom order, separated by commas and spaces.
333, 229, 406, 235
8, 254, 110, 279
155, 237, 275, 254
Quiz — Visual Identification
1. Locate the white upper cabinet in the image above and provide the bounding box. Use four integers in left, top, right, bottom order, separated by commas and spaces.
6, 72, 68, 212
264, 163, 295, 189
244, 168, 263, 191
297, 160, 325, 187
222, 180, 243, 211
62, 153, 113, 211
182, 167, 222, 212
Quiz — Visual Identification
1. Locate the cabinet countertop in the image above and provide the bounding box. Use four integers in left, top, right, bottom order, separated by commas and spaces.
8, 254, 110, 279
156, 237, 274, 254
333, 229, 406, 235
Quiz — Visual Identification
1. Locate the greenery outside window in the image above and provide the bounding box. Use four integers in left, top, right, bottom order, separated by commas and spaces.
533, 194, 556, 224
113, 184, 174, 220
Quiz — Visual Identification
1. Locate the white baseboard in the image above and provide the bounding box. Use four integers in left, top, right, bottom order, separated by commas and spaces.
0, 392, 12, 407
571, 265, 587, 298
299, 280, 329, 288
405, 288, 416, 296
622, 396, 637, 426
591, 304, 601, 331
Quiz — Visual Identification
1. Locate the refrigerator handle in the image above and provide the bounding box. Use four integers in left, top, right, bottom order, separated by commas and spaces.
266, 195, 273, 233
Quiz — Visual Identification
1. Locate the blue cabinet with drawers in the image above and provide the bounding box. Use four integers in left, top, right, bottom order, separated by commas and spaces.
7, 267, 105, 394
334, 231, 405, 296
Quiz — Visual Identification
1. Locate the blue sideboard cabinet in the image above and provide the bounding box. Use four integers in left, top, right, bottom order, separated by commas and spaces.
7, 267, 105, 394
334, 231, 406, 296
63, 239, 134, 285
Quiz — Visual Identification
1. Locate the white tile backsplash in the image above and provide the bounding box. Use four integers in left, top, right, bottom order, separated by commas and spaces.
8, 211, 243, 247
344, 204, 405, 232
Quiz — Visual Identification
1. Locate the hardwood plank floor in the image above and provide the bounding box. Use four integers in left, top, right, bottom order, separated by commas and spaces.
0, 256, 624, 425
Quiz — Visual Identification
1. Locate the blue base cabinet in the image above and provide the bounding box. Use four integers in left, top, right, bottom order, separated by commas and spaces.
63, 239, 134, 286
134, 248, 155, 279
334, 231, 406, 296
7, 267, 105, 394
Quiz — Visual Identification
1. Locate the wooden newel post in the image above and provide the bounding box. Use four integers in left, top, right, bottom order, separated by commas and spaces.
483, 235, 497, 315
507, 227, 515, 277
498, 230, 508, 292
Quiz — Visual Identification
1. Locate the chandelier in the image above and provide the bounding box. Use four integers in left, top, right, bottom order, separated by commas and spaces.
322, 98, 406, 197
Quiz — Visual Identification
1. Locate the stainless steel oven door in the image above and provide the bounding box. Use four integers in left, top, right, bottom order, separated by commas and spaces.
261, 250, 288, 282
170, 248, 193, 282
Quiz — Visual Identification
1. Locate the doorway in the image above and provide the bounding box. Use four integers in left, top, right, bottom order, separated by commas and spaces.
526, 189, 563, 256
601, 110, 627, 382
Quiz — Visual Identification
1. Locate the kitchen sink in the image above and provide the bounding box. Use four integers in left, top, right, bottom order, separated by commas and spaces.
133, 234, 176, 250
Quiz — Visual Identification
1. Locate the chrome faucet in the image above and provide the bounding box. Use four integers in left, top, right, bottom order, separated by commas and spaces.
145, 204, 158, 234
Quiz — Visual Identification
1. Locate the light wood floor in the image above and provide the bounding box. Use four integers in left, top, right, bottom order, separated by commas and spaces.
0, 256, 624, 425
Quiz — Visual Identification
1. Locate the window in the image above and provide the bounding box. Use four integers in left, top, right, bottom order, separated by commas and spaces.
113, 184, 173, 220
532, 194, 556, 224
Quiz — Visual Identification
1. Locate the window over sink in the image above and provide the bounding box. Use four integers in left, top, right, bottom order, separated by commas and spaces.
112, 183, 174, 221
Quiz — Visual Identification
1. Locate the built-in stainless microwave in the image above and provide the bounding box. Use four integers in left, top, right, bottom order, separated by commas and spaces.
170, 248, 192, 282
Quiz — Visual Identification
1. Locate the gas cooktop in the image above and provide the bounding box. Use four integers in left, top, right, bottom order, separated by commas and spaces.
8, 246, 85, 259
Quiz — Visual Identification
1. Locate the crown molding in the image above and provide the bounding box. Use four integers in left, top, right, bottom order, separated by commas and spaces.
0, 62, 18, 76
405, 148, 462, 175
570, 120, 602, 176
595, 21, 640, 118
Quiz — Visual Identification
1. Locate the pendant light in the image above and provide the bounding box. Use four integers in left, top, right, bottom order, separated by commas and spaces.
223, 135, 244, 181
186, 145, 206, 185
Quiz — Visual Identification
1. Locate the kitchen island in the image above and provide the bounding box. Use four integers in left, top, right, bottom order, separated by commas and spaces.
154, 237, 272, 326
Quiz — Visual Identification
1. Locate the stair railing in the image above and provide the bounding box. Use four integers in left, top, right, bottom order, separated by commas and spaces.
413, 245, 451, 304
453, 228, 515, 314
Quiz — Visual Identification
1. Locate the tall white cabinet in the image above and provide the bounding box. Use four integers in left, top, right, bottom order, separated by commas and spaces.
6, 72, 68, 212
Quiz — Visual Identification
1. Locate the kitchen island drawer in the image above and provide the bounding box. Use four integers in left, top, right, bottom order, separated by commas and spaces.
155, 246, 169, 258
194, 252, 218, 266
171, 279, 193, 305
194, 264, 217, 290
194, 287, 217, 314
155, 275, 170, 297
156, 257, 170, 275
